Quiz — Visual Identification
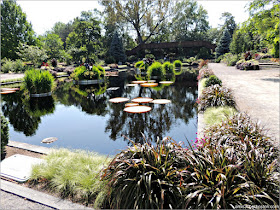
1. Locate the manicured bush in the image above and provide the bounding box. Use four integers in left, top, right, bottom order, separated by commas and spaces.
173, 60, 182, 68
24, 69, 55, 94
71, 66, 101, 81
197, 84, 235, 112
162, 62, 175, 74
29, 149, 110, 207
101, 138, 188, 209
1, 115, 9, 159
204, 75, 222, 87
197, 68, 214, 80
147, 61, 165, 78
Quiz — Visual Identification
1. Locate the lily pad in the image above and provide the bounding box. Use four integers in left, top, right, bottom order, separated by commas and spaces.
132, 80, 147, 84
1, 90, 16, 94
109, 97, 130, 103
152, 99, 171, 104
140, 83, 158, 87
126, 84, 138, 87
131, 97, 153, 103
159, 81, 174, 84
124, 105, 152, 113
125, 103, 139, 107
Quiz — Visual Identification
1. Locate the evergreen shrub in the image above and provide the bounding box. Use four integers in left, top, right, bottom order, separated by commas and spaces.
173, 60, 182, 68
162, 62, 174, 74
147, 62, 165, 78
204, 75, 222, 87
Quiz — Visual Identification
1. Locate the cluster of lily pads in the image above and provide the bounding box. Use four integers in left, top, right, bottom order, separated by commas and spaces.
109, 80, 173, 113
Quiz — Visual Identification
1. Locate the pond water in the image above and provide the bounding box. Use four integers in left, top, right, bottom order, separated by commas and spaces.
1, 68, 198, 155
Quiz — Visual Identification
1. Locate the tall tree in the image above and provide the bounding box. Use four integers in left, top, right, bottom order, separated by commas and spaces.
48, 22, 74, 49
1, 0, 37, 59
109, 31, 126, 63
219, 12, 237, 37
42, 33, 64, 59
100, 0, 173, 44
66, 11, 101, 62
171, 0, 210, 41
215, 29, 231, 58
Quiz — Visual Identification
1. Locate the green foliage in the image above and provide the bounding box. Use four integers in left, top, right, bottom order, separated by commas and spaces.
221, 53, 240, 66
147, 62, 165, 78
1, 0, 37, 60
162, 62, 175, 74
204, 75, 222, 87
1, 115, 9, 159
24, 69, 55, 94
145, 54, 155, 59
197, 84, 235, 112
42, 33, 64, 60
203, 106, 237, 126
109, 31, 126, 63
96, 65, 105, 77
30, 148, 110, 206
17, 45, 48, 66
220, 12, 237, 37
215, 29, 231, 58
134, 60, 144, 68
104, 56, 116, 64
1, 59, 26, 73
173, 60, 182, 68
127, 55, 137, 62
101, 138, 188, 209
71, 66, 101, 81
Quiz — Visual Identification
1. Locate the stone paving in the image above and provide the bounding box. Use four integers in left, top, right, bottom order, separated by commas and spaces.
208, 63, 279, 145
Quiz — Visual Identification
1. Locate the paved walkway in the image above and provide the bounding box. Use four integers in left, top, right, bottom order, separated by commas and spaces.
208, 63, 279, 145
0, 73, 25, 81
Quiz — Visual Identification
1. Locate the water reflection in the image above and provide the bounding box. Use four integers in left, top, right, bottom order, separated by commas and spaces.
1, 68, 198, 151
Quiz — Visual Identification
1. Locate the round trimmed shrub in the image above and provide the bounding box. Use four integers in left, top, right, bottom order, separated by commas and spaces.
163, 62, 175, 74
24, 69, 55, 94
147, 61, 165, 78
197, 84, 235, 112
204, 75, 222, 87
72, 66, 101, 81
134, 60, 144, 68
173, 60, 182, 68
101, 139, 188, 209
1, 115, 9, 159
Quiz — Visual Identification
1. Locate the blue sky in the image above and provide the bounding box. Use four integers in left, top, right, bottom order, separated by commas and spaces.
17, 0, 252, 36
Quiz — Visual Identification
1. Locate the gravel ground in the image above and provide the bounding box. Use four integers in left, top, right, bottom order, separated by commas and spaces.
1, 73, 25, 81
0, 190, 54, 209
208, 63, 279, 145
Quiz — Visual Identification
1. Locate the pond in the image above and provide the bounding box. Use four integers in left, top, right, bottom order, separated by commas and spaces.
1, 67, 198, 155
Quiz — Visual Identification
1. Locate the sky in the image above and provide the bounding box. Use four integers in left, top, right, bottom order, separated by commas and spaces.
17, 0, 252, 36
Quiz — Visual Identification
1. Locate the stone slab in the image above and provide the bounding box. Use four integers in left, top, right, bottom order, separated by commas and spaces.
1, 154, 45, 182
8, 141, 52, 154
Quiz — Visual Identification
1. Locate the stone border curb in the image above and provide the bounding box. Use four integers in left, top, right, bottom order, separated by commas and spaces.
1, 180, 93, 209
7, 141, 52, 155
197, 79, 205, 139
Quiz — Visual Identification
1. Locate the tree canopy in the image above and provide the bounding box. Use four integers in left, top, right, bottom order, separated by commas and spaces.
1, 0, 37, 60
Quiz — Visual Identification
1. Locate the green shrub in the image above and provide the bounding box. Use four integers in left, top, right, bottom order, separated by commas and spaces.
197, 84, 235, 112
147, 61, 165, 78
162, 62, 175, 74
1, 58, 14, 73
145, 53, 155, 59
173, 60, 182, 68
24, 69, 55, 94
105, 56, 115, 64
1, 115, 9, 159
101, 138, 188, 209
127, 55, 137, 62
14, 59, 25, 72
30, 149, 110, 207
203, 106, 237, 126
205, 75, 222, 87
221, 53, 240, 66
72, 66, 101, 81
134, 60, 144, 68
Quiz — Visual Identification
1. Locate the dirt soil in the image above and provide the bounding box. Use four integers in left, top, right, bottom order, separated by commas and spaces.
208, 63, 279, 145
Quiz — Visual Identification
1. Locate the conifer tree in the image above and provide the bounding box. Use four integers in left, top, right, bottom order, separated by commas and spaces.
215, 29, 231, 58
109, 31, 126, 63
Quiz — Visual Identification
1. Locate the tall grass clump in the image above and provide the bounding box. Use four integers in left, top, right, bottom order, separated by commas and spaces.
71, 66, 101, 81
101, 138, 188, 209
203, 106, 237, 126
147, 61, 165, 78
163, 61, 175, 74
29, 149, 111, 207
24, 69, 54, 94
197, 84, 235, 112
